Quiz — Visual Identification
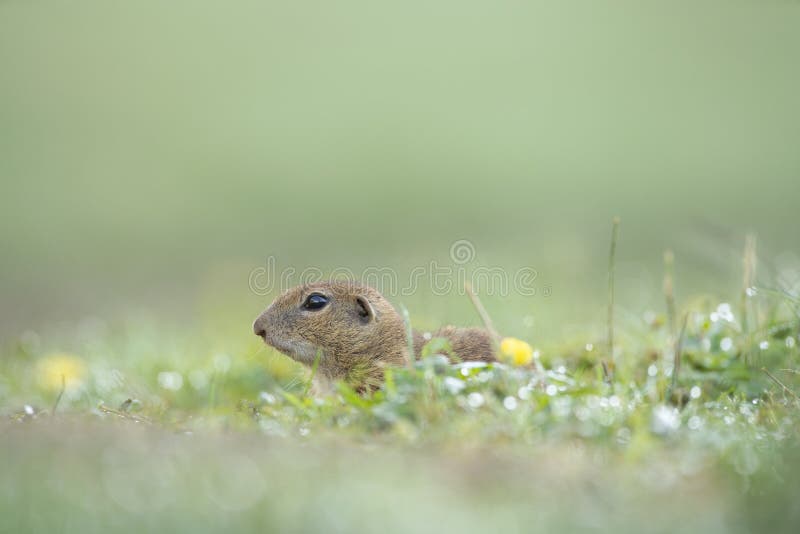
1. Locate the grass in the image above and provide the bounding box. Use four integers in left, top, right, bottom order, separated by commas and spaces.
1, 245, 800, 533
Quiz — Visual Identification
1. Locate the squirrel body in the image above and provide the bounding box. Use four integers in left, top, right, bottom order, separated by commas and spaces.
253, 281, 496, 392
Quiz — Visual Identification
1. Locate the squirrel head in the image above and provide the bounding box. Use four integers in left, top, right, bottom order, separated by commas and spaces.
253, 281, 407, 369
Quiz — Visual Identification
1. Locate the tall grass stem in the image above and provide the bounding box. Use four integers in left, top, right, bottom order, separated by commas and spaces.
606, 216, 621, 380
465, 282, 500, 343
663, 249, 676, 340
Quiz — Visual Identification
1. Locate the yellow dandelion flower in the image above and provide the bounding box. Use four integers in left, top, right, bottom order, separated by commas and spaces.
499, 337, 534, 366
36, 353, 87, 391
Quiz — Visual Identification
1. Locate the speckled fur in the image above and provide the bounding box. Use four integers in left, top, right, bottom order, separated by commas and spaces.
253, 281, 496, 392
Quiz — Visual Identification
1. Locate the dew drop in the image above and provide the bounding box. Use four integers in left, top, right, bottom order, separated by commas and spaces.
157, 371, 183, 391
443, 376, 465, 395
503, 396, 518, 411
688, 416, 703, 430
467, 392, 484, 408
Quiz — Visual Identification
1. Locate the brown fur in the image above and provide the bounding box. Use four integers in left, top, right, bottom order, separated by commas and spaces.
253, 281, 496, 392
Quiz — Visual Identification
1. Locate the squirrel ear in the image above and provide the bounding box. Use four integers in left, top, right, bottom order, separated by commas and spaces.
355, 295, 377, 323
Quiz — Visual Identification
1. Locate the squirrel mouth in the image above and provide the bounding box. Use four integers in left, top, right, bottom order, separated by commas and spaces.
264, 335, 319, 365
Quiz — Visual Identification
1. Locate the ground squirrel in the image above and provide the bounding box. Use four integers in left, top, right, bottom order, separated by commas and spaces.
253, 281, 496, 392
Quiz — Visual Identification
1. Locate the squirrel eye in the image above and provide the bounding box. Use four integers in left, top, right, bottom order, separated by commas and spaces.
302, 293, 329, 311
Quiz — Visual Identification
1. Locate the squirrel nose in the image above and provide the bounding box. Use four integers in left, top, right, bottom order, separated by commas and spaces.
253, 318, 267, 341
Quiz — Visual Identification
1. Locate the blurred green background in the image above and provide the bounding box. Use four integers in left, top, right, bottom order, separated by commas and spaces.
1, 1, 798, 336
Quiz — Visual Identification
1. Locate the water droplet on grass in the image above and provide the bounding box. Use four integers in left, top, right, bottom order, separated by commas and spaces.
716, 303, 734, 322
688, 416, 703, 430
443, 376, 465, 395
651, 405, 681, 434
724, 415, 735, 425
259, 391, 276, 404
157, 371, 183, 391
467, 392, 484, 408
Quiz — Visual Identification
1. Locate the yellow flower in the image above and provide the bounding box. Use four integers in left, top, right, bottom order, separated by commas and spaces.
36, 353, 87, 391
499, 337, 534, 366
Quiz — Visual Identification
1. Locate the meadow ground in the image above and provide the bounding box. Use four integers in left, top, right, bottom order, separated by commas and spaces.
2, 249, 799, 533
